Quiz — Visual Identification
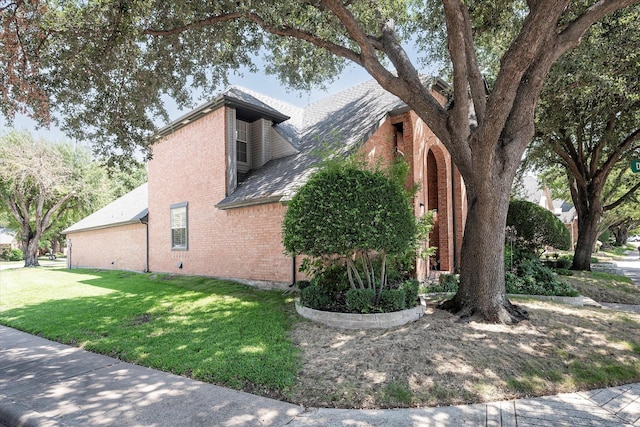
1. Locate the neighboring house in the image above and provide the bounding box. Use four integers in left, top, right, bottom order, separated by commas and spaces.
0, 227, 19, 252
64, 79, 466, 286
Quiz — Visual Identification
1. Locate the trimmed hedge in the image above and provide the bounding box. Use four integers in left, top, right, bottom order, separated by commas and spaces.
346, 288, 376, 313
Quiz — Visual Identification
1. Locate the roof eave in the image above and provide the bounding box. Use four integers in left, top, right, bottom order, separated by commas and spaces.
224, 95, 290, 124
156, 95, 226, 138
63, 219, 146, 235
155, 93, 291, 140
215, 195, 284, 210
63, 209, 149, 234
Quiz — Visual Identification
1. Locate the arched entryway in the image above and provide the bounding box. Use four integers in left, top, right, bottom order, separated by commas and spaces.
425, 147, 451, 272
426, 150, 441, 270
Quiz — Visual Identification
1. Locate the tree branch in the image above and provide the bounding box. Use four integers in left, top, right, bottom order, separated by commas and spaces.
599, 127, 640, 179
604, 180, 640, 211
39, 190, 77, 236
460, 4, 486, 124
5, 193, 24, 225
552, 137, 588, 192
557, 0, 640, 52
442, 0, 473, 174
143, 12, 245, 36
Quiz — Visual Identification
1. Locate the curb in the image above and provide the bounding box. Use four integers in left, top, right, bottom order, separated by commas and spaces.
0, 397, 60, 427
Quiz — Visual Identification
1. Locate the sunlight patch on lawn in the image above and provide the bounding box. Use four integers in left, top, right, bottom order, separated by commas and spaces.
239, 345, 266, 354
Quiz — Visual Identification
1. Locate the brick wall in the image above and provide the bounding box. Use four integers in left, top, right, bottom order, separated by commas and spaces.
357, 106, 466, 278
147, 107, 294, 284
67, 223, 147, 271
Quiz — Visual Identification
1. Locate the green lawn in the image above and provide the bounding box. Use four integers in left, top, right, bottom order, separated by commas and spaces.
0, 267, 299, 397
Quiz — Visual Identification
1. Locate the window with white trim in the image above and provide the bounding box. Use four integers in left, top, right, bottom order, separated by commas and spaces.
170, 202, 188, 250
236, 120, 248, 164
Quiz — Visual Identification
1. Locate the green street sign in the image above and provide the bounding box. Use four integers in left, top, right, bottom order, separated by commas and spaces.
632, 159, 640, 173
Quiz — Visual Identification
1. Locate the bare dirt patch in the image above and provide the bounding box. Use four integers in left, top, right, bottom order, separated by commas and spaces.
287, 299, 640, 409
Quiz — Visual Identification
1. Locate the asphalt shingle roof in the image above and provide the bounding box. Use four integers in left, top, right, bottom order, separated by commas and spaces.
216, 79, 407, 208
63, 183, 148, 233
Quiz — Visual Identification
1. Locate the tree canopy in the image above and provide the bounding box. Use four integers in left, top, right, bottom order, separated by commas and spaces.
2, 0, 637, 322
0, 130, 147, 266
524, 4, 640, 269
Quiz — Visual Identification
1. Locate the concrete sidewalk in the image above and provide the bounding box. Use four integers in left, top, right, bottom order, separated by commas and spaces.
1, 325, 639, 427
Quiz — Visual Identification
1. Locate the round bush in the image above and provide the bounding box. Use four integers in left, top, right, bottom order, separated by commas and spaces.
2, 248, 24, 261
507, 200, 571, 255
283, 163, 416, 258
379, 288, 407, 312
400, 280, 420, 307
300, 284, 331, 310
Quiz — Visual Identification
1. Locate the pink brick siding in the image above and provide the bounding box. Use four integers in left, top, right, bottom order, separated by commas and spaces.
147, 107, 294, 284
358, 107, 466, 278
66, 223, 147, 271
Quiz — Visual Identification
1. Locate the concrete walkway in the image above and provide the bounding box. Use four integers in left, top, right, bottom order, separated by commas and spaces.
1, 249, 640, 426
1, 325, 639, 427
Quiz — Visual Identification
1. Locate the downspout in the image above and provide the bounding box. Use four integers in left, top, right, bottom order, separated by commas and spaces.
290, 255, 296, 287
140, 214, 149, 273
67, 238, 72, 270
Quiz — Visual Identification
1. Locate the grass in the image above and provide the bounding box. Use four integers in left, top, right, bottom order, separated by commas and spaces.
564, 271, 640, 304
0, 267, 299, 398
1, 264, 639, 409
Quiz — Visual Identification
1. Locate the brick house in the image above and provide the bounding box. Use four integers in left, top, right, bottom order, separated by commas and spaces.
0, 227, 19, 252
64, 79, 466, 286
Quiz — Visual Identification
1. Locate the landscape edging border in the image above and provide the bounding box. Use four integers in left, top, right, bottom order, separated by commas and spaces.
295, 298, 426, 329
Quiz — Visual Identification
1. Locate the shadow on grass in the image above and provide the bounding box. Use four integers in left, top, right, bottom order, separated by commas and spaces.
0, 268, 299, 397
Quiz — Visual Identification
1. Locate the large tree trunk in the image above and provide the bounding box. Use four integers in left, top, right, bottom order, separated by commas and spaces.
440, 174, 529, 324
572, 209, 601, 271
569, 179, 603, 271
611, 224, 628, 247
21, 227, 41, 267
23, 237, 41, 267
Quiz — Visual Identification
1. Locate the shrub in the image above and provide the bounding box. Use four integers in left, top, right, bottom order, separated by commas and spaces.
379, 288, 407, 312
310, 261, 351, 298
300, 284, 331, 310
505, 255, 578, 296
283, 158, 417, 302
507, 200, 571, 255
400, 280, 420, 307
346, 288, 376, 313
423, 274, 459, 293
2, 248, 24, 261
440, 274, 460, 292
555, 256, 572, 270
